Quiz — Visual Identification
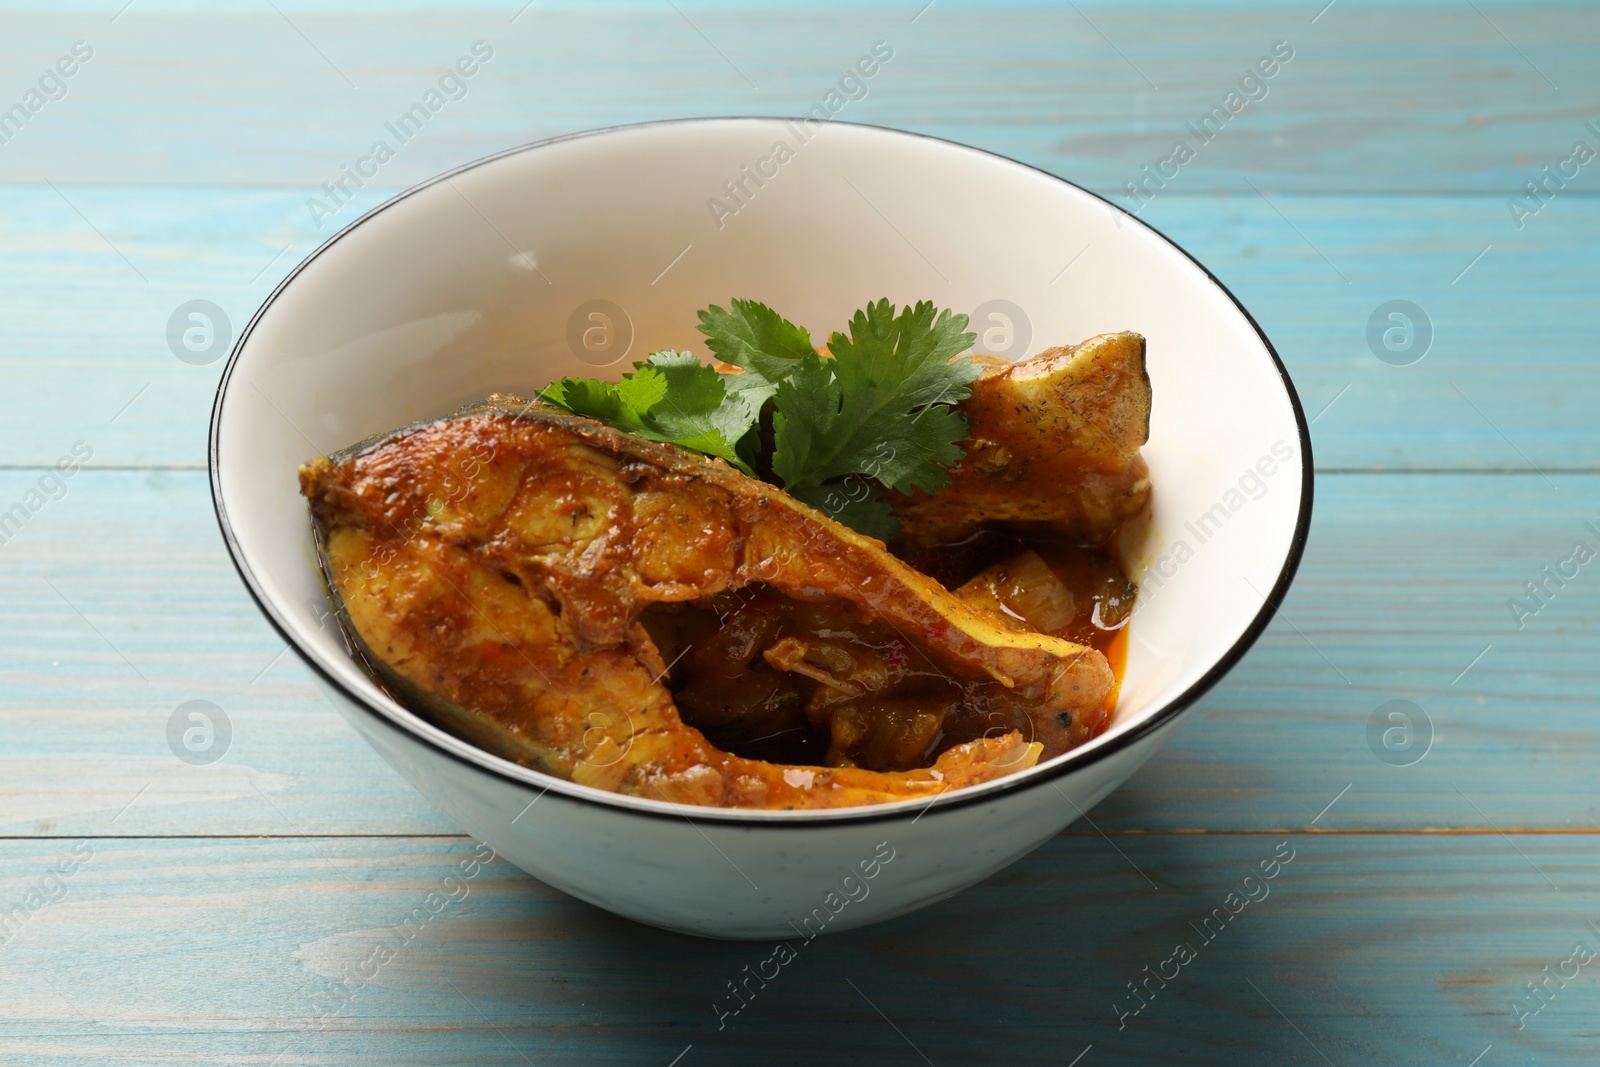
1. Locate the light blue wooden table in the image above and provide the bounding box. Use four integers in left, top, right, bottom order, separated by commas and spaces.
2, 2, 1596, 1063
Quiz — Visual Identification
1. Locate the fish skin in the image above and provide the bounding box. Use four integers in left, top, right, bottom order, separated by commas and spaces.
300, 396, 1114, 809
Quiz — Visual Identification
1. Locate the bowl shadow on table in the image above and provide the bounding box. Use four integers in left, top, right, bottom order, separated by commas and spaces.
430, 830, 1313, 1067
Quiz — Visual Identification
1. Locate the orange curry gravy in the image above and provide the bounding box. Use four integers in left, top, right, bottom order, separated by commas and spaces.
907, 529, 1134, 742
643, 531, 1134, 772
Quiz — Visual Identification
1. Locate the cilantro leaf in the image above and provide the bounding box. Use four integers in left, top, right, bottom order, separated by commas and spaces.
634, 351, 757, 472
771, 300, 979, 506
787, 481, 899, 541
765, 354, 839, 489
538, 366, 667, 427
696, 299, 815, 407
538, 352, 756, 474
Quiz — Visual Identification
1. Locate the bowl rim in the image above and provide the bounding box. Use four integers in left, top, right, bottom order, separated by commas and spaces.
209, 116, 1314, 828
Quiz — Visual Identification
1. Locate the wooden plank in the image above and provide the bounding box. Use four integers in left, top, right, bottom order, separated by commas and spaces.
0, 187, 1596, 469
1096, 467, 1600, 832
0, 832, 1592, 1064
0, 5, 1591, 193
2, 469, 1594, 837
0, 467, 460, 838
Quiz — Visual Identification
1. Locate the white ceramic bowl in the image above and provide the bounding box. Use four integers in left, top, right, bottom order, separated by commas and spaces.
211, 118, 1311, 940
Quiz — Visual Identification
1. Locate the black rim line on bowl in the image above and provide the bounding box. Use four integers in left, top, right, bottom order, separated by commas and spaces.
209, 116, 1315, 829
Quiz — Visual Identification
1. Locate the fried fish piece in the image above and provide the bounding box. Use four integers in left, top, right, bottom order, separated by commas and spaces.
892, 331, 1152, 548
299, 396, 1114, 810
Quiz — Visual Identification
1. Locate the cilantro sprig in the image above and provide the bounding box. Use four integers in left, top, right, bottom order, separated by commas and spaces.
540, 351, 757, 474
538, 299, 980, 539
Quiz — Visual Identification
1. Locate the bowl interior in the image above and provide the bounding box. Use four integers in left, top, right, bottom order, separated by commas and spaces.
214, 118, 1307, 817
